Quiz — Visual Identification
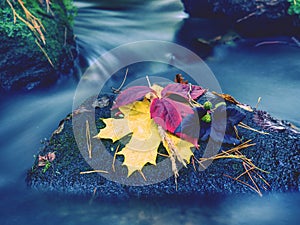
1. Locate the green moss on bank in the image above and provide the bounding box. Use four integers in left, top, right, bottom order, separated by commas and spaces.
288, 0, 300, 17
0, 0, 77, 91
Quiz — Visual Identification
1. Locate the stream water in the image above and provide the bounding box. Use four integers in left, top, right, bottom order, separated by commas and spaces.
0, 0, 299, 224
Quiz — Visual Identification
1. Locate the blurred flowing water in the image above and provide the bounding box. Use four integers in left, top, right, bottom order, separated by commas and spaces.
0, 0, 299, 224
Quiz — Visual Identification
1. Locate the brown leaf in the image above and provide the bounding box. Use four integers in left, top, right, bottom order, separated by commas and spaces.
212, 91, 253, 112
174, 74, 188, 84
38, 152, 55, 167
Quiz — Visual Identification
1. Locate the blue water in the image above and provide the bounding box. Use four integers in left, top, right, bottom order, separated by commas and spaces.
0, 0, 299, 224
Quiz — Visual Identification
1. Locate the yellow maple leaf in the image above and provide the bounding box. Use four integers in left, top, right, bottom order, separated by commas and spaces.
95, 98, 194, 177
94, 118, 131, 142
95, 99, 161, 176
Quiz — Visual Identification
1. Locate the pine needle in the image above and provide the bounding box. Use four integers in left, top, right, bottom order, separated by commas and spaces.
198, 140, 255, 163
86, 120, 92, 159
243, 162, 262, 196
238, 122, 269, 135
157, 152, 170, 158
112, 68, 128, 93
233, 125, 241, 140
89, 187, 97, 205
146, 75, 151, 87
80, 170, 109, 174
35, 40, 54, 67
224, 174, 262, 196
251, 168, 271, 187
112, 145, 120, 172
138, 170, 147, 181
7, 0, 46, 44
255, 97, 262, 109
195, 140, 269, 196
191, 157, 197, 171
6, 0, 56, 67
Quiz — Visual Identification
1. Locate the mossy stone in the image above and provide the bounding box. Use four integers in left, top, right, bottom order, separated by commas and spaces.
0, 0, 77, 91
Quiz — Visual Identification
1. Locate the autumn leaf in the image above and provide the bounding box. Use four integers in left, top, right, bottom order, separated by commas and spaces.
148, 83, 204, 137
150, 98, 193, 133
111, 86, 154, 109
95, 99, 161, 176
94, 118, 131, 142
161, 83, 206, 100
117, 118, 161, 176
93, 78, 252, 187
174, 74, 188, 84
112, 82, 206, 111
38, 152, 55, 167
95, 81, 206, 177
95, 98, 193, 177
212, 91, 253, 112
111, 82, 203, 146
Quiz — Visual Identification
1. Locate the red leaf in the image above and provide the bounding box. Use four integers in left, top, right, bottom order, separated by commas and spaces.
112, 86, 153, 109
150, 98, 193, 133
161, 83, 206, 100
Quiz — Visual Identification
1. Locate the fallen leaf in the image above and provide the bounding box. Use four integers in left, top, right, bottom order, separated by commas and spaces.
161, 83, 206, 100
94, 118, 131, 142
150, 98, 193, 133
212, 91, 253, 112
174, 74, 188, 84
38, 152, 56, 167
95, 99, 193, 177
96, 99, 161, 176
111, 86, 154, 109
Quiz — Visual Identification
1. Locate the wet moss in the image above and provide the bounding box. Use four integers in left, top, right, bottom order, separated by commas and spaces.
0, 0, 77, 91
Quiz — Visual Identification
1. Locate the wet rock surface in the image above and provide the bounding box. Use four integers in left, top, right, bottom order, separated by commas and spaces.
27, 94, 300, 199
181, 0, 299, 36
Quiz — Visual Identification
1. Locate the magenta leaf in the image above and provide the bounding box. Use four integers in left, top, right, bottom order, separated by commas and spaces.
150, 98, 193, 133
161, 83, 206, 100
112, 86, 153, 109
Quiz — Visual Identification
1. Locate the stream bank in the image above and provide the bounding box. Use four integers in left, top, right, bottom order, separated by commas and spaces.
0, 0, 77, 92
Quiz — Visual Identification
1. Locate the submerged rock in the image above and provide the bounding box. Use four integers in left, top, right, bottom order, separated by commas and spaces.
181, 0, 299, 36
27, 94, 300, 199
0, 0, 77, 92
